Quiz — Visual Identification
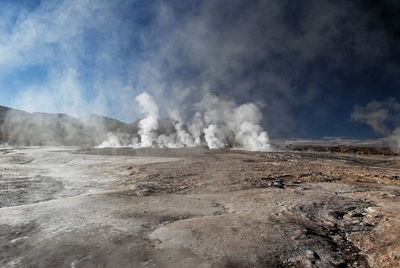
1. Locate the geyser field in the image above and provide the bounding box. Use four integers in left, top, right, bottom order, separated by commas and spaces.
1, 92, 400, 267
0, 146, 399, 267
2, 0, 400, 267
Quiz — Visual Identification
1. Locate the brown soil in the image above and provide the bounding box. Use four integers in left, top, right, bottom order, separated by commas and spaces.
0, 147, 399, 267
288, 144, 399, 156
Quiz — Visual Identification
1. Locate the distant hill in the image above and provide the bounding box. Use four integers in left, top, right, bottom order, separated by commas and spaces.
0, 105, 176, 146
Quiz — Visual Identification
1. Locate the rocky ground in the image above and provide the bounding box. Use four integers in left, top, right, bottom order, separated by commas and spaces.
0, 147, 399, 267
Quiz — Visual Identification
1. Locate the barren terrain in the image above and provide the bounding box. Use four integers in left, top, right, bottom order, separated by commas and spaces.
0, 147, 399, 267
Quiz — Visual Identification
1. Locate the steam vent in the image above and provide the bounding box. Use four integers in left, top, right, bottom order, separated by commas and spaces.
1, 0, 400, 267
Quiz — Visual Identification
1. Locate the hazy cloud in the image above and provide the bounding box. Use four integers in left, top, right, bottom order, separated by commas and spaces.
351, 98, 400, 148
351, 99, 400, 135
0, 0, 399, 139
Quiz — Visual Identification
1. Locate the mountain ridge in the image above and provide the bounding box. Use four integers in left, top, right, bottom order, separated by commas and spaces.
0, 105, 175, 146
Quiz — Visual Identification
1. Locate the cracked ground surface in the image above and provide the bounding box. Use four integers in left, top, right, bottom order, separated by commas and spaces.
0, 147, 399, 267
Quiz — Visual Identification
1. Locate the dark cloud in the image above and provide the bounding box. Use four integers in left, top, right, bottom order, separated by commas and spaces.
137, 0, 400, 137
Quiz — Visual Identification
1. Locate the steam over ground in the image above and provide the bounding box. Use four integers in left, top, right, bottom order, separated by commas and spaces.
0, 0, 399, 148
351, 98, 400, 149
99, 92, 271, 152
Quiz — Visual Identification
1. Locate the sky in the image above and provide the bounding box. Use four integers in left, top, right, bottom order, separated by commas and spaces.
0, 0, 399, 140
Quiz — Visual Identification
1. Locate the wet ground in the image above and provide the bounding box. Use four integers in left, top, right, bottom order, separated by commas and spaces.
0, 147, 399, 267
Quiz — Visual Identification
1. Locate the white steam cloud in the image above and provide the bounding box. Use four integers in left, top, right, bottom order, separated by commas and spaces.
99, 91, 272, 152
351, 98, 400, 149
135, 92, 159, 147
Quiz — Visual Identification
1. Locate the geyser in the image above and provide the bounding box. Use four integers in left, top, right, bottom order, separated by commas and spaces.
98, 92, 272, 152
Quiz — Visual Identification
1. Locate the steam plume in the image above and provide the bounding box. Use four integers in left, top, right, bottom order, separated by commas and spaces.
99, 91, 272, 151
135, 92, 159, 147
351, 98, 400, 149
